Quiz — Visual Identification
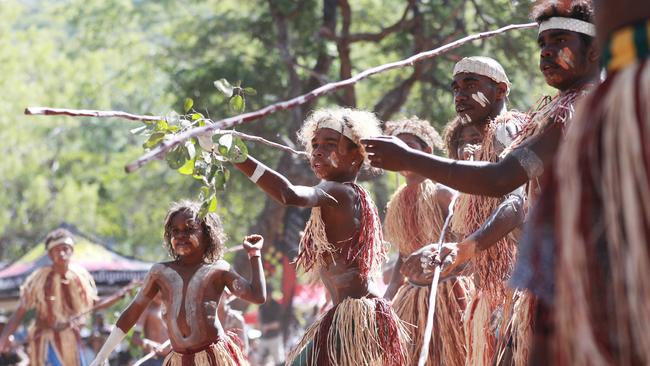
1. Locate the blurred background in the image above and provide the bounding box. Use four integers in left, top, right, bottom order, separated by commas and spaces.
0, 0, 549, 364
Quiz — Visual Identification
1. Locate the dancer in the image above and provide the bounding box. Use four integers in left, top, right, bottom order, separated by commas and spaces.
364, 2, 599, 364
554, 0, 650, 364
0, 228, 130, 366
382, 117, 471, 366
89, 201, 266, 366
233, 107, 408, 366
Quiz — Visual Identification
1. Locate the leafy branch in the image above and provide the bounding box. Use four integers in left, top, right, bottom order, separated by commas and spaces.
123, 22, 537, 173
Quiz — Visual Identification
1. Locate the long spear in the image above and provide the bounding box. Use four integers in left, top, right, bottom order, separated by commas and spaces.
24, 22, 536, 172
417, 191, 460, 366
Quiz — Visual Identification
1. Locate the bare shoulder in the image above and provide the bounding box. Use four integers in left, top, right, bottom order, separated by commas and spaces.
316, 180, 356, 205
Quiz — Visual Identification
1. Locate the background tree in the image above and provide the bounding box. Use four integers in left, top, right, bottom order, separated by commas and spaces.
1, 0, 549, 332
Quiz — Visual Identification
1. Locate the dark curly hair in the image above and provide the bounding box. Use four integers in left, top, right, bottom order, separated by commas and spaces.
443, 118, 464, 160
531, 0, 595, 45
163, 200, 227, 263
44, 228, 74, 249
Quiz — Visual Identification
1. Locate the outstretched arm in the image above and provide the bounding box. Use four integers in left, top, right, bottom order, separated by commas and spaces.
362, 123, 561, 197
90, 272, 159, 366
223, 235, 267, 304
234, 156, 337, 207
0, 302, 27, 353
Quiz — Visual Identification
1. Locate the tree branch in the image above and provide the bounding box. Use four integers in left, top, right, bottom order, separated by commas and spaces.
23, 107, 308, 158
23, 23, 537, 172
24, 107, 160, 122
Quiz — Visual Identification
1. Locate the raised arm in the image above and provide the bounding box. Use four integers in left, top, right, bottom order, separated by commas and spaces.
233, 156, 336, 207
90, 271, 159, 366
0, 301, 27, 353
223, 235, 267, 305
362, 123, 561, 197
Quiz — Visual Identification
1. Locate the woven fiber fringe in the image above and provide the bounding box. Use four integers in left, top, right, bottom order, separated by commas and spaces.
495, 290, 534, 366
556, 61, 650, 365
392, 280, 471, 366
163, 336, 248, 366
21, 264, 97, 322
28, 328, 82, 366
296, 183, 386, 280
286, 297, 409, 366
450, 122, 517, 302
384, 180, 446, 256
465, 291, 496, 366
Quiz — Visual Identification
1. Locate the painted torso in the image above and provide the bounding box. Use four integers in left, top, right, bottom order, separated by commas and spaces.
147, 261, 229, 352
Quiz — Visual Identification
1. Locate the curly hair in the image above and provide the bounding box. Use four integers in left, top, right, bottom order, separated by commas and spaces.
384, 116, 444, 151
443, 118, 464, 160
44, 228, 74, 249
531, 0, 595, 44
297, 107, 382, 167
162, 200, 227, 263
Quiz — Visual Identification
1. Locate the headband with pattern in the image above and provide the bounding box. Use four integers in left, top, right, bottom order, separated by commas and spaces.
453, 56, 511, 94
538, 17, 595, 37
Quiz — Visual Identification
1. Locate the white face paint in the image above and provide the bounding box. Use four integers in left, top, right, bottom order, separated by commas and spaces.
461, 114, 472, 124
328, 151, 339, 168
557, 48, 575, 70
471, 92, 490, 107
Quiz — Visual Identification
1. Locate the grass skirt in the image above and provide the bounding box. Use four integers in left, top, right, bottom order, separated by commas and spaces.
287, 297, 409, 366
163, 335, 248, 366
392, 280, 471, 366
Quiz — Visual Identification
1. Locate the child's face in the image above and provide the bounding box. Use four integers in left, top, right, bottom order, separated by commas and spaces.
169, 212, 208, 258
457, 124, 483, 161
309, 128, 363, 181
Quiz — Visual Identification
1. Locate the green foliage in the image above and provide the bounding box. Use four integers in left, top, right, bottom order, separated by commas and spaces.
1, 0, 551, 268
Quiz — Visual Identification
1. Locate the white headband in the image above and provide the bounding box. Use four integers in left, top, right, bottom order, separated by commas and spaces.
316, 118, 356, 142
538, 17, 595, 37
47, 236, 74, 250
453, 56, 511, 93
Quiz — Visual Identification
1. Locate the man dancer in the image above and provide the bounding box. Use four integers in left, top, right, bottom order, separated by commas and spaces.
0, 228, 129, 365
439, 56, 528, 366
363, 1, 600, 363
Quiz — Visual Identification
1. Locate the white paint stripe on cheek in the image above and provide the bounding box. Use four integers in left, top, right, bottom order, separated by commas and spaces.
471, 93, 487, 107
328, 151, 339, 168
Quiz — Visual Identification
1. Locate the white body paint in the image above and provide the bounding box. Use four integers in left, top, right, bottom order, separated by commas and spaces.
471, 92, 490, 107
147, 263, 227, 349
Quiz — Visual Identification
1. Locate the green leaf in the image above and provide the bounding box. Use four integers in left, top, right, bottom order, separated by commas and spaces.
243, 87, 257, 96
214, 169, 227, 190
168, 125, 180, 133
208, 195, 218, 212
213, 79, 234, 96
191, 113, 204, 121
183, 98, 193, 113
155, 120, 169, 132
217, 134, 233, 156
166, 146, 187, 169
199, 186, 210, 200
229, 95, 245, 112
177, 156, 195, 175
228, 137, 248, 163
143, 132, 166, 148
